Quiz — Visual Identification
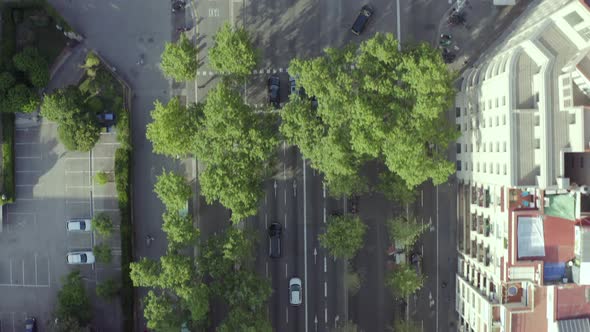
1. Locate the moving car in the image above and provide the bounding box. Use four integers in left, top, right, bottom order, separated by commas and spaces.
351, 5, 374, 35
289, 277, 302, 306
67, 251, 95, 265
66, 218, 92, 232
268, 223, 282, 258
268, 75, 281, 108
25, 317, 36, 332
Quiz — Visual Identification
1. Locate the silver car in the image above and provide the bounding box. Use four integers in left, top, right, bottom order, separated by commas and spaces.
66, 251, 95, 265
66, 218, 92, 232
289, 277, 302, 306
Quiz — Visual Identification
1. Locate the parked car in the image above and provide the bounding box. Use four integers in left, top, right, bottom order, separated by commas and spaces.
268, 75, 281, 108
351, 5, 374, 35
268, 223, 282, 258
67, 251, 95, 265
289, 277, 302, 305
66, 218, 92, 232
348, 195, 359, 214
25, 317, 36, 332
289, 76, 298, 95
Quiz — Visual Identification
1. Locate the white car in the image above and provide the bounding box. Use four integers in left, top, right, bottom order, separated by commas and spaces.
66, 218, 92, 232
289, 277, 302, 306
67, 251, 95, 264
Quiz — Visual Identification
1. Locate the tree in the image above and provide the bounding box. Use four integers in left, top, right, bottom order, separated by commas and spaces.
319, 215, 366, 259
93, 243, 112, 263
41, 86, 83, 122
130, 257, 161, 288
215, 269, 272, 310
96, 278, 120, 300
378, 171, 418, 205
162, 212, 199, 246
154, 170, 192, 212
159, 253, 195, 291
344, 267, 362, 296
143, 291, 184, 332
55, 271, 92, 326
392, 319, 421, 332
218, 307, 272, 332
81, 52, 100, 78
47, 315, 90, 332
92, 212, 113, 237
57, 113, 101, 152
282, 33, 457, 194
386, 216, 428, 247
0, 72, 15, 94
13, 47, 49, 88
209, 22, 257, 77
160, 33, 198, 81
385, 263, 424, 298
94, 171, 109, 185
2, 84, 39, 113
177, 283, 209, 324
146, 98, 201, 157
222, 227, 255, 263
195, 83, 278, 222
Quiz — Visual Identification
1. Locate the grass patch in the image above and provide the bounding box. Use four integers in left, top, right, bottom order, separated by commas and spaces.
1, 113, 15, 205
116, 146, 133, 332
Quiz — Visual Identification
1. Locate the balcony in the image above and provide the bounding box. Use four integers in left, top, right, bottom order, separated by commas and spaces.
477, 215, 484, 234
471, 240, 477, 259
477, 243, 485, 263
471, 186, 478, 205
484, 189, 491, 208
485, 247, 491, 267
485, 217, 491, 237
471, 213, 477, 232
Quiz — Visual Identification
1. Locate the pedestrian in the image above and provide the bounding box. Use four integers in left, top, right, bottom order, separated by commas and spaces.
146, 235, 154, 246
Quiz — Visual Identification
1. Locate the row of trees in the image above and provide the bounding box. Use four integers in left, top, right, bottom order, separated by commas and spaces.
151, 29, 457, 223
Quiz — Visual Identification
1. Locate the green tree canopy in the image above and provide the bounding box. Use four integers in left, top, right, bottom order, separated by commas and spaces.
159, 253, 195, 291
92, 212, 113, 238
96, 278, 120, 300
177, 283, 210, 324
93, 243, 112, 263
57, 113, 101, 152
281, 33, 457, 195
0, 72, 15, 94
377, 171, 418, 205
154, 170, 192, 212
319, 215, 367, 259
55, 271, 92, 327
209, 22, 257, 77
146, 98, 201, 157
13, 47, 49, 88
162, 212, 199, 246
218, 307, 272, 332
143, 291, 184, 332
392, 319, 421, 332
130, 257, 161, 288
386, 216, 428, 247
385, 263, 424, 298
2, 84, 40, 113
41, 86, 84, 122
214, 269, 272, 310
161, 33, 198, 81
195, 83, 277, 222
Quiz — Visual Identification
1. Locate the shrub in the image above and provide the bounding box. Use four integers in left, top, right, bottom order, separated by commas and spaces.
92, 212, 113, 238
0, 8, 16, 71
1, 113, 15, 204
96, 278, 120, 300
94, 171, 109, 185
114, 148, 129, 204
86, 96, 103, 113
93, 243, 112, 264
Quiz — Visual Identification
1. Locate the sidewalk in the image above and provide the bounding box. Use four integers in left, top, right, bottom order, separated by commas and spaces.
436, 0, 533, 75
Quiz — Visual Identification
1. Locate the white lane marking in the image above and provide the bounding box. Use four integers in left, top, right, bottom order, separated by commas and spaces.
324, 307, 328, 323
436, 185, 440, 332
323, 208, 326, 224
324, 282, 327, 298
324, 256, 327, 273
322, 181, 326, 198
9, 259, 13, 284
15, 156, 41, 159
22, 260, 25, 285
303, 158, 309, 332
284, 188, 287, 205
34, 253, 38, 286
421, 190, 424, 206
286, 307, 289, 323
396, 0, 402, 51
285, 263, 288, 278
265, 213, 268, 228
284, 213, 288, 229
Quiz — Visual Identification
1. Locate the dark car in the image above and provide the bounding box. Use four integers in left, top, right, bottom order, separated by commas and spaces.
351, 5, 374, 35
268, 223, 282, 258
268, 75, 281, 108
349, 195, 359, 214
25, 317, 36, 332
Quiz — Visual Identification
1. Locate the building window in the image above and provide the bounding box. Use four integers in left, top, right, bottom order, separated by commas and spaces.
535, 138, 541, 149
456, 160, 462, 171
502, 96, 506, 106
457, 124, 461, 131
496, 163, 500, 174
495, 98, 499, 108
483, 163, 487, 173
504, 164, 507, 175
495, 116, 499, 126
488, 117, 492, 127
534, 115, 540, 126
488, 100, 492, 109
489, 142, 493, 152
477, 162, 480, 172
456, 107, 461, 117
470, 144, 473, 152
496, 142, 499, 152
503, 114, 506, 125
503, 142, 507, 152
483, 144, 486, 152
465, 162, 469, 171
564, 11, 584, 28
569, 113, 576, 124
457, 143, 462, 153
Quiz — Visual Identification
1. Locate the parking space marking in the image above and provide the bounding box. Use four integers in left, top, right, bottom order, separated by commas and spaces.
66, 185, 92, 189
94, 208, 119, 212
15, 156, 41, 159
65, 157, 112, 160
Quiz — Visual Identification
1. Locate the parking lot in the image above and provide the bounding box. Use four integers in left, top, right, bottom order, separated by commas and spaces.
0, 122, 122, 331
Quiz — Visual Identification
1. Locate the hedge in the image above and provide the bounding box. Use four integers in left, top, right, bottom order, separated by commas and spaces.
1, 113, 15, 205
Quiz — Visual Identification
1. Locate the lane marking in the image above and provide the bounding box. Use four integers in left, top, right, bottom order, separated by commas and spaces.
284, 213, 287, 229
324, 307, 328, 323
9, 259, 13, 284
286, 307, 289, 323
303, 158, 309, 332
21, 260, 25, 285
324, 282, 327, 298
265, 213, 268, 228
34, 253, 38, 286
421, 190, 424, 206
285, 263, 288, 278
323, 208, 326, 224
324, 257, 327, 273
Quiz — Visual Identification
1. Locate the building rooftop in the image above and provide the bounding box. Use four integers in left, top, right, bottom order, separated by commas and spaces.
510, 286, 548, 332
556, 286, 590, 320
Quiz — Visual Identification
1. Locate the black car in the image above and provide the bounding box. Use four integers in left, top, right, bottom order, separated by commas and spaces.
25, 317, 36, 332
268, 75, 281, 108
351, 5, 374, 35
268, 223, 282, 258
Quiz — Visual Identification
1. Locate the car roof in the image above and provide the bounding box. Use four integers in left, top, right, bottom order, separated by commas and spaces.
289, 277, 301, 286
